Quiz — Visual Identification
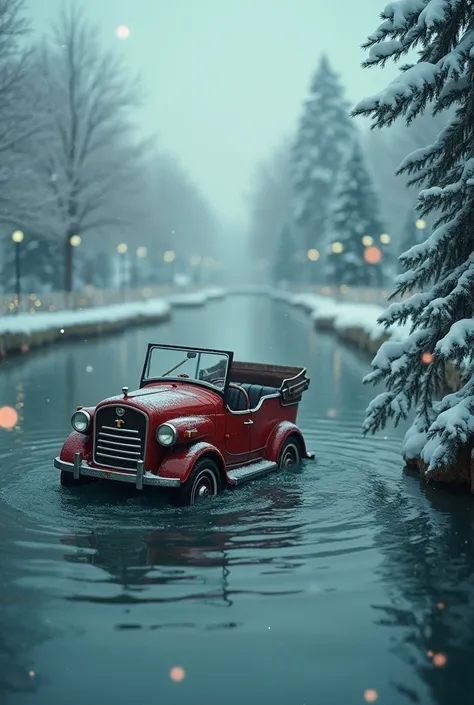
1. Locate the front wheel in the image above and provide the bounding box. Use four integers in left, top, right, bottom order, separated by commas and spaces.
278, 438, 301, 470
171, 457, 221, 506
60, 470, 94, 487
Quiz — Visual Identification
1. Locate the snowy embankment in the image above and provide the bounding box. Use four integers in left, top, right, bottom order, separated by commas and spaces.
0, 288, 225, 356
272, 289, 464, 392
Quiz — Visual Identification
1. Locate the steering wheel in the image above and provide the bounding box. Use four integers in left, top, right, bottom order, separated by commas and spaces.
213, 378, 250, 410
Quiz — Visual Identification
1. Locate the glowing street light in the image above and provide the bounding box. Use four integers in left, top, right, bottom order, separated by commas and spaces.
362, 235, 373, 247
331, 242, 344, 254
70, 234, 82, 247
136, 246, 148, 258
415, 219, 427, 230
164, 250, 176, 263
380, 233, 391, 244
117, 242, 128, 255
11, 230, 24, 312
307, 248, 320, 261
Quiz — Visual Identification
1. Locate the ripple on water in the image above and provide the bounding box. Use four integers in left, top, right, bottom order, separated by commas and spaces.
0, 414, 404, 540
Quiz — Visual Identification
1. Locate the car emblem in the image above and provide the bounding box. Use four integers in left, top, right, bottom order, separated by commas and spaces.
116, 407, 125, 417
115, 419, 125, 428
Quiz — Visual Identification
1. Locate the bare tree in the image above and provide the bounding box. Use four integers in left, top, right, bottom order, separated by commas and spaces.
34, 2, 145, 293
0, 0, 46, 230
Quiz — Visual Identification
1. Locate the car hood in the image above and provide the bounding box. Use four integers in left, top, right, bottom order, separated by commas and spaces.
97, 383, 219, 418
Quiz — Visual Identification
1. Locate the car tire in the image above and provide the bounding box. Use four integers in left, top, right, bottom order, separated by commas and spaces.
60, 470, 94, 487
278, 438, 301, 470
171, 457, 221, 506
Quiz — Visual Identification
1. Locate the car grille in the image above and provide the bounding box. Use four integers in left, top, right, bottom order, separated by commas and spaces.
93, 405, 147, 471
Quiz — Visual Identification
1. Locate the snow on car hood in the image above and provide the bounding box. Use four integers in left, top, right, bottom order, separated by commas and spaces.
97, 383, 220, 418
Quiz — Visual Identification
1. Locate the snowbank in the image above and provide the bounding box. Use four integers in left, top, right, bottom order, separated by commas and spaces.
0, 288, 225, 355
272, 289, 410, 345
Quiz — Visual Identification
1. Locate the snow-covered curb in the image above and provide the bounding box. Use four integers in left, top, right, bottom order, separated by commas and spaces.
0, 288, 226, 354
272, 289, 410, 345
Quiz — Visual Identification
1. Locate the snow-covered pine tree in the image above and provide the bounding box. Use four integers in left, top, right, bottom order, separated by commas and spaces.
353, 0, 474, 479
291, 56, 354, 277
327, 137, 386, 287
398, 209, 428, 273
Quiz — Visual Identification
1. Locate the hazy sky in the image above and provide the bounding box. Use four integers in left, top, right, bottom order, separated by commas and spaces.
33, 1, 398, 223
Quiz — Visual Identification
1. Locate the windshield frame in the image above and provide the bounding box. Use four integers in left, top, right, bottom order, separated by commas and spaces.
139, 343, 234, 397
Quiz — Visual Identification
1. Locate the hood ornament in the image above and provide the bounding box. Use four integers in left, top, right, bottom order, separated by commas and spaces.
122, 386, 129, 398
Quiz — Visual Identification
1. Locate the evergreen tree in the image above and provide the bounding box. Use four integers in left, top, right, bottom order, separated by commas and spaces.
291, 56, 354, 274
273, 225, 298, 284
327, 138, 386, 287
353, 0, 474, 478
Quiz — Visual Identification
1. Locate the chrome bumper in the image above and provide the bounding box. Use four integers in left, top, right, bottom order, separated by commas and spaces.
54, 454, 181, 489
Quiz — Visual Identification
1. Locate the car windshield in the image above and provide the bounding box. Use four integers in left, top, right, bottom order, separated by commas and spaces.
143, 346, 230, 389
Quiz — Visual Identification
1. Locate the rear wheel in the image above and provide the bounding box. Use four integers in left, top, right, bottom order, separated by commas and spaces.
171, 458, 221, 506
278, 438, 301, 470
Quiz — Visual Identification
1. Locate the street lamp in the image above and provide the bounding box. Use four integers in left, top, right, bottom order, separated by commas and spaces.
12, 230, 24, 313
69, 235, 82, 294
116, 243, 128, 299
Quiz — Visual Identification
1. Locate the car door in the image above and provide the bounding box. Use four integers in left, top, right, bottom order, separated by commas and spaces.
224, 410, 252, 466
247, 396, 281, 462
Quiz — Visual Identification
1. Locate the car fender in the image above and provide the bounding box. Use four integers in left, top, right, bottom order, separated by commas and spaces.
159, 441, 226, 484
59, 431, 93, 463
265, 421, 307, 462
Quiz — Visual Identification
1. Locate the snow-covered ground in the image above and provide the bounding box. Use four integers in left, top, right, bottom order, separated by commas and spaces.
271, 289, 410, 342
0, 288, 225, 336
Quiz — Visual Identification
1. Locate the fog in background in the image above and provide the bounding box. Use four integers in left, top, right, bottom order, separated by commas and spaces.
0, 0, 436, 291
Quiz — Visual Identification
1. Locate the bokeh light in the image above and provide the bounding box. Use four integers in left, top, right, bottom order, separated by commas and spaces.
170, 666, 185, 682
307, 248, 320, 261
432, 653, 447, 667
116, 25, 130, 39
364, 689, 378, 702
164, 250, 176, 263
117, 243, 128, 254
331, 242, 344, 254
189, 254, 201, 266
0, 406, 19, 429
421, 352, 434, 364
12, 230, 24, 243
380, 233, 391, 244
136, 246, 147, 258
415, 219, 427, 230
362, 235, 373, 247
364, 246, 382, 264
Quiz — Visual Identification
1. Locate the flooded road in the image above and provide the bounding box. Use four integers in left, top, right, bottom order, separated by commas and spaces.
1, 295, 473, 705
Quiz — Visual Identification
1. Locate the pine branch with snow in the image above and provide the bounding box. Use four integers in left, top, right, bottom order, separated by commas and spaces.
353, 0, 474, 477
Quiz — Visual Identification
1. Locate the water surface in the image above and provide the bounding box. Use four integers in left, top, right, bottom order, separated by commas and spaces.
0, 295, 472, 705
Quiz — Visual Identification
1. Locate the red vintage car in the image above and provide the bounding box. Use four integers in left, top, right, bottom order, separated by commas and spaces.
54, 344, 313, 505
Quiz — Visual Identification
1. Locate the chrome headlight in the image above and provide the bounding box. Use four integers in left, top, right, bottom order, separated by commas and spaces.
156, 423, 177, 446
71, 410, 91, 433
